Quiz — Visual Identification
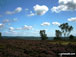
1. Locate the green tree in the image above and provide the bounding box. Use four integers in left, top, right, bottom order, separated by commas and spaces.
40, 30, 48, 40
59, 23, 73, 37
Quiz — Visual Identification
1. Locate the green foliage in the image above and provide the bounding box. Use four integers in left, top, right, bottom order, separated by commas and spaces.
40, 30, 48, 40
59, 23, 73, 37
69, 35, 74, 40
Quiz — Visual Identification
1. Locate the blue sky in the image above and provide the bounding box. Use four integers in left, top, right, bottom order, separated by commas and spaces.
0, 0, 76, 37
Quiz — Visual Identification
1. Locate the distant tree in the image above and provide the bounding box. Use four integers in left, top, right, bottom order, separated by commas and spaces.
69, 35, 74, 40
55, 30, 62, 38
54, 30, 62, 40
40, 30, 48, 40
59, 23, 73, 37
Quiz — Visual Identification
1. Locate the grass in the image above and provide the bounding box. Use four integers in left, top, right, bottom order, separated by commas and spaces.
48, 40, 76, 45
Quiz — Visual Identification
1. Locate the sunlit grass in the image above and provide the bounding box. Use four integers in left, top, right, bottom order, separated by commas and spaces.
48, 41, 76, 45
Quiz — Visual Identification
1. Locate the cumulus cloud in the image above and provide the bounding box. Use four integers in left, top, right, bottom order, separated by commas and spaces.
51, 5, 67, 13
33, 4, 49, 15
6, 11, 14, 15
0, 23, 4, 28
16, 28, 22, 30
2, 18, 18, 23
16, 25, 33, 30
51, 0, 76, 13
23, 25, 33, 30
6, 7, 22, 15
2, 19, 10, 23
9, 27, 14, 31
52, 22, 60, 26
68, 17, 76, 22
41, 22, 50, 26
27, 11, 35, 16
15, 7, 22, 13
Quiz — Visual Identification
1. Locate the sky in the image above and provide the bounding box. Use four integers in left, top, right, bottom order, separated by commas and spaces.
0, 0, 76, 37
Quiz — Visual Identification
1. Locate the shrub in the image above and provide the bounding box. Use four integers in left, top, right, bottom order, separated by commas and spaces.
69, 35, 74, 40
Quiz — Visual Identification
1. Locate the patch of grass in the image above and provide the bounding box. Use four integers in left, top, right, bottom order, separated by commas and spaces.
0, 45, 5, 49
48, 41, 76, 45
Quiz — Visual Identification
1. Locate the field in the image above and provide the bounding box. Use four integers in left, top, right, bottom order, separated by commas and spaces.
0, 39, 76, 57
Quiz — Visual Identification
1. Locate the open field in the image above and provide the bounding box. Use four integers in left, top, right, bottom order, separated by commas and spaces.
0, 39, 76, 57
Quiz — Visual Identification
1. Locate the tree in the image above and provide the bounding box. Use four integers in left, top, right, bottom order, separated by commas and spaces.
55, 30, 62, 38
59, 23, 73, 37
40, 30, 48, 40
68, 26, 73, 36
54, 30, 62, 40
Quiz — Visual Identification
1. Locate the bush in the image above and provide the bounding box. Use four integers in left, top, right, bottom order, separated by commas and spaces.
69, 35, 74, 40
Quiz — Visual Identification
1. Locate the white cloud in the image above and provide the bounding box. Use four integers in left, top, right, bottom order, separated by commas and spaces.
41, 22, 50, 26
51, 5, 67, 13
2, 18, 18, 23
8, 25, 33, 31
33, 4, 49, 15
5, 31, 17, 34
6, 7, 22, 15
15, 7, 22, 13
52, 22, 60, 26
0, 23, 4, 28
9, 27, 14, 31
6, 11, 15, 15
51, 0, 76, 13
16, 28, 22, 30
27, 11, 35, 16
2, 19, 10, 23
68, 17, 76, 22
23, 25, 33, 30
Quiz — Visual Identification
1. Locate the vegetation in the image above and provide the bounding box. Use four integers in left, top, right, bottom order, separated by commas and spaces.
69, 34, 75, 40
54, 23, 74, 40
0, 32, 1, 39
54, 30, 62, 40
59, 23, 73, 37
55, 30, 62, 38
40, 30, 48, 40
0, 40, 76, 57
